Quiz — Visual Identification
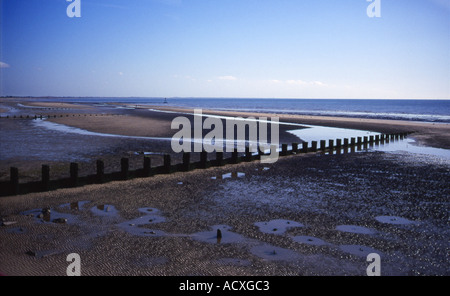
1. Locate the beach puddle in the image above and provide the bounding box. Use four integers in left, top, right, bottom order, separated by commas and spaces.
375, 216, 419, 225
32, 118, 172, 141
339, 245, 382, 257
370, 138, 450, 158
288, 125, 380, 144
21, 208, 78, 224
250, 244, 302, 261
254, 219, 304, 235
59, 201, 90, 211
116, 207, 168, 236
292, 235, 330, 246
211, 172, 246, 180
221, 172, 245, 179
90, 204, 119, 217
335, 225, 377, 235
191, 225, 246, 244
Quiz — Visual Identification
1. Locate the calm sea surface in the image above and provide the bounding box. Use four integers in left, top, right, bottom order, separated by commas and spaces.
40, 98, 450, 123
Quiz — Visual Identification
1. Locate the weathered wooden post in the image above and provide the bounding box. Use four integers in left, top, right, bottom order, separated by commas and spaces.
182, 152, 191, 171
357, 137, 362, 145
96, 160, 104, 183
320, 140, 326, 152
231, 148, 239, 164
281, 144, 288, 156
302, 142, 308, 153
121, 157, 129, 179
216, 151, 224, 166
199, 151, 208, 168
292, 143, 298, 153
70, 162, 78, 186
10, 167, 19, 195
343, 138, 349, 147
143, 157, 152, 177
42, 165, 50, 191
311, 141, 317, 152
163, 154, 172, 173
245, 146, 253, 161
329, 139, 334, 151
350, 138, 356, 153
369, 135, 374, 143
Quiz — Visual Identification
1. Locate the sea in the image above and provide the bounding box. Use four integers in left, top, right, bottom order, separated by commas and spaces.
38, 98, 450, 124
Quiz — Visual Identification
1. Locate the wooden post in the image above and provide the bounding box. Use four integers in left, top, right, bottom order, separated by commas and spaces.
96, 160, 104, 183
245, 146, 253, 161
336, 139, 342, 148
182, 152, 190, 171
42, 165, 50, 191
10, 167, 19, 195
357, 137, 362, 145
320, 140, 326, 152
121, 157, 129, 179
281, 144, 288, 156
302, 142, 308, 153
216, 151, 224, 166
163, 154, 171, 173
231, 149, 239, 164
369, 135, 374, 143
70, 162, 78, 186
344, 138, 349, 147
143, 157, 152, 176
350, 138, 356, 146
200, 151, 208, 168
311, 141, 317, 152
292, 143, 298, 153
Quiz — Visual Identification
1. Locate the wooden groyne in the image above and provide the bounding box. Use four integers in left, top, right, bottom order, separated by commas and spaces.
0, 132, 411, 197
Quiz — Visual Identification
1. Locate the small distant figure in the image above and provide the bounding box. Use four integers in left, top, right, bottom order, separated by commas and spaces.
164, 98, 168, 104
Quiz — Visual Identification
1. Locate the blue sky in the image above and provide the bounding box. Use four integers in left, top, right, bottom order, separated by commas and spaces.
0, 0, 449, 99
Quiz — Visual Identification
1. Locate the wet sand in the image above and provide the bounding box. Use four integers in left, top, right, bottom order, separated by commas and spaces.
45, 104, 450, 149
0, 151, 448, 276
0, 99, 449, 276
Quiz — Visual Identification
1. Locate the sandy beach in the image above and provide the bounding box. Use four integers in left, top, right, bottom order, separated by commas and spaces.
0, 98, 449, 276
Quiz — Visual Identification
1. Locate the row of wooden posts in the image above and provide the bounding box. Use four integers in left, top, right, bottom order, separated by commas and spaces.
0, 114, 120, 119
0, 132, 410, 197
